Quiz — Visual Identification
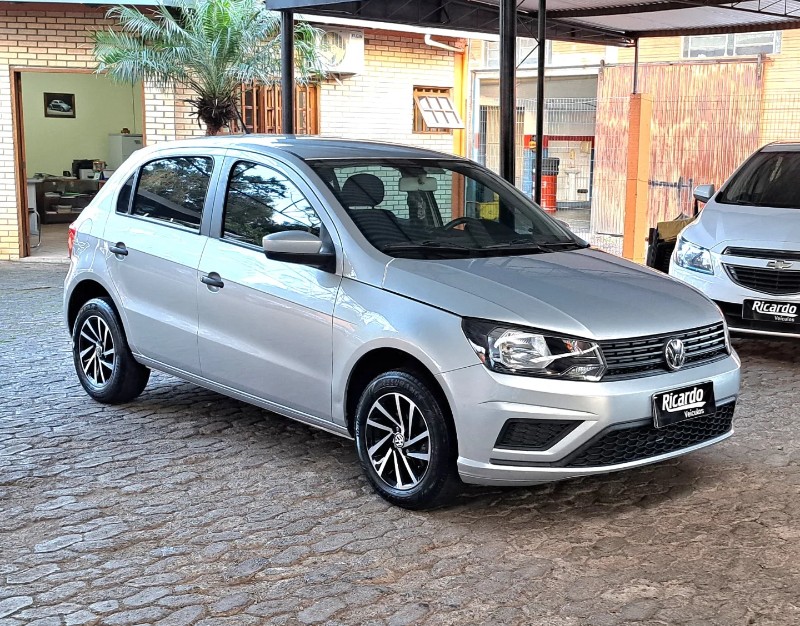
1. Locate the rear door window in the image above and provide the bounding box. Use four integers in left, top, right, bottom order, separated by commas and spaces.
132, 157, 214, 229
718, 151, 800, 209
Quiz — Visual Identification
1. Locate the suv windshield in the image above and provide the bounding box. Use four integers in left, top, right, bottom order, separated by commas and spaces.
306, 158, 584, 259
718, 150, 800, 209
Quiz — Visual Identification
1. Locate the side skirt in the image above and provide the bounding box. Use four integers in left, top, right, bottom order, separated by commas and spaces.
134, 354, 352, 440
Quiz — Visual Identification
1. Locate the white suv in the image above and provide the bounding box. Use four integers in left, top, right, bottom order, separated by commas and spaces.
670, 142, 800, 339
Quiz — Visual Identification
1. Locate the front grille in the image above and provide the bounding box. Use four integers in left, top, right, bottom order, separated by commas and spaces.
724, 247, 800, 262
724, 264, 800, 296
559, 402, 735, 468
494, 419, 580, 451
600, 323, 728, 380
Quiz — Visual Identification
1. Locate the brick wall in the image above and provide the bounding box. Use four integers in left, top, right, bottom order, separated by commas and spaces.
320, 30, 458, 153
0, 4, 203, 259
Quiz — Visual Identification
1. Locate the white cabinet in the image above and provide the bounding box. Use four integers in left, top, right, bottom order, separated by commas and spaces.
108, 134, 143, 169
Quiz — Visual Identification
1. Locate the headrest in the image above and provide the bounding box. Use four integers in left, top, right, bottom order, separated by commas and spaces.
341, 174, 385, 208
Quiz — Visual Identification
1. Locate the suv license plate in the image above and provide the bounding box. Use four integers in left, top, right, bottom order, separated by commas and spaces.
743, 299, 799, 324
652, 381, 716, 429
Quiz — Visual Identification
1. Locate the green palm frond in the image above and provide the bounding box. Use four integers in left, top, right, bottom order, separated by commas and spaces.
92, 0, 325, 133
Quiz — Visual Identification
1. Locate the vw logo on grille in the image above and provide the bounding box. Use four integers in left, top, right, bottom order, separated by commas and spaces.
664, 338, 686, 371
767, 259, 793, 270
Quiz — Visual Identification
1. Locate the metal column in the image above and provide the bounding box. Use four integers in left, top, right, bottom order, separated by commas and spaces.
499, 0, 516, 185
534, 0, 546, 205
281, 10, 295, 134
632, 37, 640, 94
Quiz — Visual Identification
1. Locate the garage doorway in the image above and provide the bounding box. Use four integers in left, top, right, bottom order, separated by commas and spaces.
12, 68, 144, 260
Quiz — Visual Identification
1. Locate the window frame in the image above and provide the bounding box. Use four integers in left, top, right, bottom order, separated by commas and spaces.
123, 154, 217, 235
413, 86, 463, 134
483, 38, 553, 68
682, 31, 782, 59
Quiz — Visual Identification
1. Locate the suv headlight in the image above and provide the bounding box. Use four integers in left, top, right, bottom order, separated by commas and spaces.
675, 236, 714, 275
462, 318, 606, 381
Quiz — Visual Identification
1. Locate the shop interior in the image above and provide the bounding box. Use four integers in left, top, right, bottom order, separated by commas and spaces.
20, 71, 143, 259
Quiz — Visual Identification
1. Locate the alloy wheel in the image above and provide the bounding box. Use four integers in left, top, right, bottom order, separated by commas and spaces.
364, 392, 431, 490
77, 315, 116, 387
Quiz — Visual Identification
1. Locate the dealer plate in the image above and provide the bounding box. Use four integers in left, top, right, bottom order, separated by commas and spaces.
743, 299, 800, 324
652, 381, 716, 429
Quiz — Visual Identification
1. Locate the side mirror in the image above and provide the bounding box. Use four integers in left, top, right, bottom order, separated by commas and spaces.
262, 231, 335, 272
555, 218, 571, 231
693, 184, 716, 204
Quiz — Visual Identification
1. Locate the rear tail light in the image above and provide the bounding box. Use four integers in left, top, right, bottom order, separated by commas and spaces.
68, 222, 77, 257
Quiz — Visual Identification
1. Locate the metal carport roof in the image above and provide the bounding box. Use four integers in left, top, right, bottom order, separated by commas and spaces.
266, 0, 800, 46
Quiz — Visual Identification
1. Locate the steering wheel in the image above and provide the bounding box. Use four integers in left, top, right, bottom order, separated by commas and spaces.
443, 216, 484, 230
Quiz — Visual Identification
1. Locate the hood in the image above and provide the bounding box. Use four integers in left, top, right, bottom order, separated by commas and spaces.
382, 249, 722, 341
688, 202, 800, 253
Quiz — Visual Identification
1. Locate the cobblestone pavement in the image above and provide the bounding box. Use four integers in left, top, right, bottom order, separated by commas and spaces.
1, 262, 799, 626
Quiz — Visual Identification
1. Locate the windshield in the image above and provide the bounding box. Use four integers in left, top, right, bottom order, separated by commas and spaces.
306, 158, 584, 259
718, 150, 800, 209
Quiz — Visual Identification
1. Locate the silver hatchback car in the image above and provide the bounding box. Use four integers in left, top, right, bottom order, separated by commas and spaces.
64, 137, 741, 509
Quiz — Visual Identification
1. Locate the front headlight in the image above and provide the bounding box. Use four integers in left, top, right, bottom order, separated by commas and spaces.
675, 236, 714, 275
462, 318, 606, 381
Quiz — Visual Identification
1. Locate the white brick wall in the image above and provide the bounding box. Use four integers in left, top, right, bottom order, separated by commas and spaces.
320, 30, 457, 154
0, 5, 204, 259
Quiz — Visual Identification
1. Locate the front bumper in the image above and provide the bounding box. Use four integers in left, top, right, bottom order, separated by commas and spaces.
670, 263, 800, 339
438, 353, 740, 486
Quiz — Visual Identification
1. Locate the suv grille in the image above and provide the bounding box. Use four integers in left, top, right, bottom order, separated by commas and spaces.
724, 264, 800, 295
560, 402, 735, 468
599, 323, 728, 380
494, 419, 580, 451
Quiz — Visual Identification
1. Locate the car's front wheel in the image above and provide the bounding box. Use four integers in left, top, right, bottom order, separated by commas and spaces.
71, 297, 149, 404
354, 370, 459, 509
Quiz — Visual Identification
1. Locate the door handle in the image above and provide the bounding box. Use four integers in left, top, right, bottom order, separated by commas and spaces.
109, 243, 128, 257
201, 273, 224, 289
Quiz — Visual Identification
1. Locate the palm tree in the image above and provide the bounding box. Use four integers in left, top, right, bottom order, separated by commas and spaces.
92, 0, 325, 135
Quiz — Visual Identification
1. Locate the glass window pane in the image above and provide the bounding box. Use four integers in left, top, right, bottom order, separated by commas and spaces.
719, 152, 800, 209
132, 157, 212, 230
686, 34, 727, 58
224, 161, 320, 247
116, 174, 135, 214
734, 31, 777, 55
308, 158, 574, 257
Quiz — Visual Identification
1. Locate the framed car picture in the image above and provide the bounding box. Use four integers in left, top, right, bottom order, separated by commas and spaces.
44, 93, 76, 118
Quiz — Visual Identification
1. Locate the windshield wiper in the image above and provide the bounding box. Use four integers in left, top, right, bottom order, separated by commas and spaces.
539, 241, 590, 250
379, 241, 476, 257
481, 242, 549, 253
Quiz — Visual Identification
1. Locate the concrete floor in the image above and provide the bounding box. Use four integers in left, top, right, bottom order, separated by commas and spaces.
25, 223, 70, 263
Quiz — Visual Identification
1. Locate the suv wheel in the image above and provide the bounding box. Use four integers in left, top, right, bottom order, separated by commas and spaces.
72, 297, 149, 404
354, 370, 459, 509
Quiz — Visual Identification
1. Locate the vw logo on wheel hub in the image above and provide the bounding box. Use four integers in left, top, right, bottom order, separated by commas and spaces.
393, 433, 405, 448
664, 338, 686, 371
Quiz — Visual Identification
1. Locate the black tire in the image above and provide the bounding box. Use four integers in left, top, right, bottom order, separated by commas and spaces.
354, 370, 459, 510
71, 297, 150, 404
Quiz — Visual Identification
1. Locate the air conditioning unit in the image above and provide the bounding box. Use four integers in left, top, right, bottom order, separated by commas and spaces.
319, 27, 365, 75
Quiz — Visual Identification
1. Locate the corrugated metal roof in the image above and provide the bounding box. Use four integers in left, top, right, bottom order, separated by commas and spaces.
265, 0, 800, 46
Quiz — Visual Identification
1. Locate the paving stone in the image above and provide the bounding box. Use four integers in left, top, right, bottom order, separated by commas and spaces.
2, 262, 800, 626
0, 597, 33, 619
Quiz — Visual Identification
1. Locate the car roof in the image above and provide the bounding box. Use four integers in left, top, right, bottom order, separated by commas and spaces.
147, 135, 459, 161
761, 142, 800, 153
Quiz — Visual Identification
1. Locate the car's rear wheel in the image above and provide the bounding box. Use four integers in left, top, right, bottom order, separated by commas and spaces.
72, 297, 149, 404
354, 370, 459, 509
